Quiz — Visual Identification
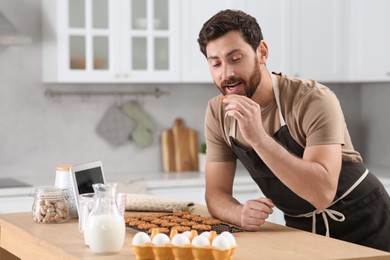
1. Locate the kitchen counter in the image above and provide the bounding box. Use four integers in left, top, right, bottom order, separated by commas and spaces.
0, 169, 253, 197
1, 169, 389, 224
1, 164, 389, 196
0, 170, 260, 215
1, 206, 389, 260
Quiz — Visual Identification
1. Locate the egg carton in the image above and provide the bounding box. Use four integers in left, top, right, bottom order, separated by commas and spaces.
132, 229, 237, 260
132, 244, 235, 260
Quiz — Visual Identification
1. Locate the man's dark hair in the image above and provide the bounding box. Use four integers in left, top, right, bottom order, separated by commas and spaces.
197, 9, 263, 57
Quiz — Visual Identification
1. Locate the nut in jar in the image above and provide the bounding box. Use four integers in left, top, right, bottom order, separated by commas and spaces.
31, 186, 70, 224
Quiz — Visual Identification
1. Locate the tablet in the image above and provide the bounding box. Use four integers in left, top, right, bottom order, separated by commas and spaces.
70, 160, 106, 212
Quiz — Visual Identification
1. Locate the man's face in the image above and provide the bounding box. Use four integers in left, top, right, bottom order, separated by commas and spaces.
206, 30, 261, 98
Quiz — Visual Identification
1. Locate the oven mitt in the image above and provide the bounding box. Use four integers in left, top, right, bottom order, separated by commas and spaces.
124, 193, 195, 212
96, 105, 135, 146
122, 101, 157, 148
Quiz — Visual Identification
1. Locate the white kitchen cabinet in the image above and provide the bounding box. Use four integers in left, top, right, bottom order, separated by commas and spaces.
240, 0, 292, 76
289, 0, 348, 82
42, 1, 388, 84
180, 0, 246, 83
180, 0, 349, 83
0, 196, 34, 214
180, 0, 390, 83
180, 0, 291, 83
42, 0, 180, 83
347, 0, 390, 82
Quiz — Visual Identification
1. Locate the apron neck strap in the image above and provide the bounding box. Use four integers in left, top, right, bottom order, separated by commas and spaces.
271, 73, 286, 127
225, 113, 237, 146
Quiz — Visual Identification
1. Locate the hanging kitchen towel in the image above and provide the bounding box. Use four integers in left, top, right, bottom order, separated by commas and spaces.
122, 100, 157, 148
96, 105, 135, 146
124, 193, 195, 212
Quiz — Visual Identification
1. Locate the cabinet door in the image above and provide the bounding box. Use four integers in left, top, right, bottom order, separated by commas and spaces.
42, 0, 180, 83
241, 0, 292, 75
348, 0, 390, 82
42, 0, 114, 82
290, 0, 348, 82
180, 0, 292, 83
180, 0, 246, 83
116, 0, 180, 82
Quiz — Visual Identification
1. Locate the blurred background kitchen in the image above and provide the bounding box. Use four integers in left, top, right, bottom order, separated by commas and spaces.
1, 0, 390, 181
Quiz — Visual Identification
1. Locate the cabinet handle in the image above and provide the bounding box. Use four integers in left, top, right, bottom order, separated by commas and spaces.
114, 73, 130, 78
386, 72, 390, 77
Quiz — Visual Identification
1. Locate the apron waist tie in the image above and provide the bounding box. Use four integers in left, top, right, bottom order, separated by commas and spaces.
290, 208, 345, 237
285, 169, 369, 237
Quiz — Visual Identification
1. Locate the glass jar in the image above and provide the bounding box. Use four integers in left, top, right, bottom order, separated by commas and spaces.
31, 186, 70, 224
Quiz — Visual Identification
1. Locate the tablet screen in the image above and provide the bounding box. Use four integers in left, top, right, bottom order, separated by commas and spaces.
75, 166, 105, 194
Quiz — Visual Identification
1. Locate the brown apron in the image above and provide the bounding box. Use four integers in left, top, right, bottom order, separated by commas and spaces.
227, 74, 390, 251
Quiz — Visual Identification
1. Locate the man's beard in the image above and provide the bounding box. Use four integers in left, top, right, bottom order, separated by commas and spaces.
217, 56, 261, 98
246, 56, 261, 98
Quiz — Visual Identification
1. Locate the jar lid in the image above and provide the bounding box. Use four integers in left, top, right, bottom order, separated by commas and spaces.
32, 186, 68, 197
56, 165, 70, 171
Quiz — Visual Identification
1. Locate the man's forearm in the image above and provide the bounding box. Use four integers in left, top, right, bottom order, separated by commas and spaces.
252, 132, 340, 209
205, 190, 243, 227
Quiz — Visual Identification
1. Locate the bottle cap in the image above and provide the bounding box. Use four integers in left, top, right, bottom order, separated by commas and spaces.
56, 165, 70, 171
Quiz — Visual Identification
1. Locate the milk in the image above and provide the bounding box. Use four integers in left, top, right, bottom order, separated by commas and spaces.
86, 214, 125, 254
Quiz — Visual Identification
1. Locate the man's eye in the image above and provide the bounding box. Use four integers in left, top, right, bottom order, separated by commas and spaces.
232, 57, 241, 62
211, 62, 221, 67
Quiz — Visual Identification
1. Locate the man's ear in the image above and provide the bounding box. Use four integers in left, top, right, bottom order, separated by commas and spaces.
256, 40, 269, 64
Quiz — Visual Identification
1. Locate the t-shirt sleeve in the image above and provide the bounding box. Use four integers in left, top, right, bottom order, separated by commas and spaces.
204, 98, 237, 162
301, 88, 346, 147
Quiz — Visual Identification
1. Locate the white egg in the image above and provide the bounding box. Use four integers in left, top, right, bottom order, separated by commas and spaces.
191, 235, 211, 247
182, 231, 192, 238
220, 231, 237, 246
211, 235, 230, 249
152, 233, 170, 246
200, 231, 210, 238
132, 232, 151, 245
171, 234, 191, 246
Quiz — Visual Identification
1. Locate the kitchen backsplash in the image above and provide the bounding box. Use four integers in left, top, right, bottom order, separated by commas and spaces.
1, 0, 389, 179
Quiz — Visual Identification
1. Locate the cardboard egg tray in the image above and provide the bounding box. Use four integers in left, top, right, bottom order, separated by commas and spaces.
132, 243, 235, 260
132, 228, 237, 260
125, 212, 243, 235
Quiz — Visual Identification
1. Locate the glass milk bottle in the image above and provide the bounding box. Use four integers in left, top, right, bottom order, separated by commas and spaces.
86, 183, 125, 254
54, 165, 77, 218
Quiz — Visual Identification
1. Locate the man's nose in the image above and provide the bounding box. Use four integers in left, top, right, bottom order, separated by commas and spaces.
221, 65, 234, 81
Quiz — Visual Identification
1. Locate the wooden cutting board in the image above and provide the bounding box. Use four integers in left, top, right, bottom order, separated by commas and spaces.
161, 118, 199, 172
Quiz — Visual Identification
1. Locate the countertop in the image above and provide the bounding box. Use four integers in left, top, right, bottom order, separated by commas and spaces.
1, 165, 389, 198
0, 169, 255, 197
1, 207, 390, 259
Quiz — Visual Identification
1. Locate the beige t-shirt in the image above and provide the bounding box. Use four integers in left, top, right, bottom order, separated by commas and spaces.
204, 73, 362, 163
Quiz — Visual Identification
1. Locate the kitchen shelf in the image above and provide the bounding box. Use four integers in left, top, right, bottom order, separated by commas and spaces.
44, 87, 168, 98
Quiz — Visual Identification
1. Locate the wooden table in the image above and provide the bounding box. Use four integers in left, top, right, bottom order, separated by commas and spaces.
1, 207, 389, 260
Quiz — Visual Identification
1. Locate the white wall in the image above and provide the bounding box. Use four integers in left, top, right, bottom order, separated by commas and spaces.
1, 0, 389, 181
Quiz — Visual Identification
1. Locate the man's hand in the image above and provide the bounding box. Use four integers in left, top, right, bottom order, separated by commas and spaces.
240, 198, 275, 231
223, 95, 267, 144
